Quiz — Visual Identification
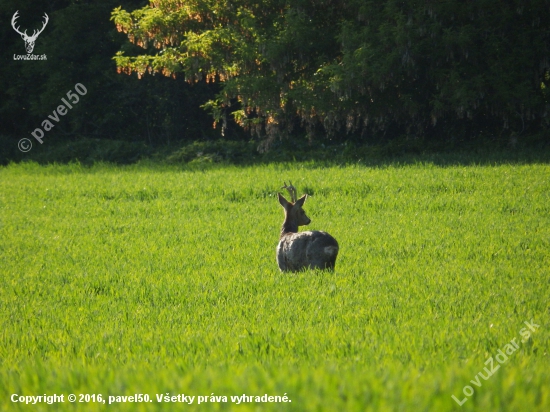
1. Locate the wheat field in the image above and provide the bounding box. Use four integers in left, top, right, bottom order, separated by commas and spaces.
0, 160, 549, 411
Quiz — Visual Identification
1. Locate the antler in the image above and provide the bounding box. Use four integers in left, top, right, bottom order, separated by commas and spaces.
29, 13, 49, 40
11, 11, 49, 40
281, 181, 297, 203
11, 11, 26, 37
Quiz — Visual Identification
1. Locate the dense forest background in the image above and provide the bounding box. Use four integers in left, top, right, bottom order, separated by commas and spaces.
1, 0, 549, 164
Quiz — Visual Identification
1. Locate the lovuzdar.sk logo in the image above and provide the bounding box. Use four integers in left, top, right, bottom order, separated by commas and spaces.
11, 10, 48, 60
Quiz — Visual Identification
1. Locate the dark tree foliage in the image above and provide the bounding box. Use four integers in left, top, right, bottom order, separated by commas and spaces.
0, 0, 219, 151
328, 0, 550, 143
112, 0, 550, 146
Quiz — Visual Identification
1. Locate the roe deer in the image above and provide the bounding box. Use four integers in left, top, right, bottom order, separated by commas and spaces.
276, 182, 339, 272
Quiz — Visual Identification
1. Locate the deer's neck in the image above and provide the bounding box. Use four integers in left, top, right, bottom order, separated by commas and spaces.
280, 220, 299, 238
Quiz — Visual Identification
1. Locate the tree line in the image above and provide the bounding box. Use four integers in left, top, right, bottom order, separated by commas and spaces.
1, 0, 549, 162
0, 0, 221, 162
112, 0, 550, 147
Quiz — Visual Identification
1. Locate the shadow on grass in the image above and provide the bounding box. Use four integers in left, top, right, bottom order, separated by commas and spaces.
1, 134, 549, 169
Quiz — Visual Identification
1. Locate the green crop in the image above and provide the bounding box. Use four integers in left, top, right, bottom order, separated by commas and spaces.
1, 160, 548, 411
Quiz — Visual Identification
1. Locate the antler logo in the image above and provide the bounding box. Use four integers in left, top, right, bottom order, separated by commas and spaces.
11, 10, 49, 54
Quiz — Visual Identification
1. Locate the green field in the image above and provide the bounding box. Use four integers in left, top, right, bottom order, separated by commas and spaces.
0, 160, 549, 411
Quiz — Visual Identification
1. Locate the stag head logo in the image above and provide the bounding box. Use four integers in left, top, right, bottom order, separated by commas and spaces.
11, 11, 49, 54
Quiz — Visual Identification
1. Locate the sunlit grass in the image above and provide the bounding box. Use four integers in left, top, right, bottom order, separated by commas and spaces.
0, 160, 549, 411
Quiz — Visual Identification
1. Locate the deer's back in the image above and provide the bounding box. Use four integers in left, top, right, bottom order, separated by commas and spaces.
277, 230, 339, 272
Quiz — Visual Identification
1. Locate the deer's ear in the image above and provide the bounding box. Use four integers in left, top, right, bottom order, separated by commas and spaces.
278, 193, 289, 208
295, 194, 307, 208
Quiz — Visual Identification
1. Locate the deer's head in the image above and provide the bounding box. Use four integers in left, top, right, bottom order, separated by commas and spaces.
12, 11, 49, 54
279, 181, 311, 233
278, 192, 311, 227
